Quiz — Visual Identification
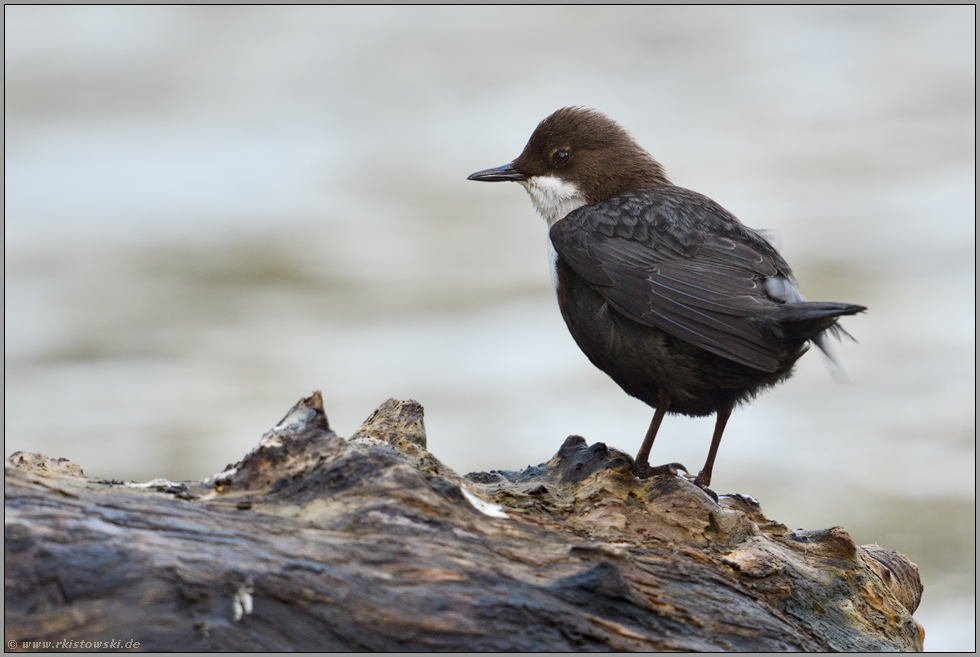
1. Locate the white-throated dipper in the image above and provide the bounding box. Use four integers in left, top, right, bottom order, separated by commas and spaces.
468, 107, 865, 493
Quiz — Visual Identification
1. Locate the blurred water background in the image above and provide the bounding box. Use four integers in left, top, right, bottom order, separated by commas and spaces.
4, 6, 975, 650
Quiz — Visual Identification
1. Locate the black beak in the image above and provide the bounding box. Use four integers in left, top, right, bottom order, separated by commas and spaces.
467, 163, 526, 182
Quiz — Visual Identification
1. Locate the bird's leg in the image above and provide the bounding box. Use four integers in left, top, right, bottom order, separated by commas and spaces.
632, 389, 686, 478
693, 403, 734, 490
634, 402, 668, 468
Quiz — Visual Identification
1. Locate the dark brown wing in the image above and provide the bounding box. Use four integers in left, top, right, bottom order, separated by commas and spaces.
550, 187, 793, 372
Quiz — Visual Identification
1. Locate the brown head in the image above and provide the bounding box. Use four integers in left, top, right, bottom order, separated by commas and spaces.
468, 107, 671, 224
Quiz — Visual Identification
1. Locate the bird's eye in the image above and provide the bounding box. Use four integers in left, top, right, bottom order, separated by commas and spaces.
553, 150, 570, 165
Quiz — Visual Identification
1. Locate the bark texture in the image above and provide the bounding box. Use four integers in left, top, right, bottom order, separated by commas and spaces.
5, 393, 924, 651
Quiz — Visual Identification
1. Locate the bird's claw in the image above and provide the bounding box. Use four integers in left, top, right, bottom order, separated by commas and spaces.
632, 461, 688, 479
691, 471, 719, 502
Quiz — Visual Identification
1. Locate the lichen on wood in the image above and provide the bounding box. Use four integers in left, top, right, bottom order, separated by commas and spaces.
4, 392, 924, 651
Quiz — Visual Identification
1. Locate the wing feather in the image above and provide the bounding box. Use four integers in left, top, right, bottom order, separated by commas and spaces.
551, 187, 793, 372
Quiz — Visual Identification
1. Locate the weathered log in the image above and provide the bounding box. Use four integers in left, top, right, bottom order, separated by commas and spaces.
4, 393, 924, 651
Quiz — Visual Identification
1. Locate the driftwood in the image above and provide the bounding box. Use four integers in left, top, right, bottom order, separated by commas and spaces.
5, 393, 924, 651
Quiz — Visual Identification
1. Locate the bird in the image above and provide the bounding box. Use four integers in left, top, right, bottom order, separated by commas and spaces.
467, 107, 865, 493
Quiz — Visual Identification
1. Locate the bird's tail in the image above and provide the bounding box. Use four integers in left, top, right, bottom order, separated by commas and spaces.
775, 302, 866, 341
775, 302, 866, 377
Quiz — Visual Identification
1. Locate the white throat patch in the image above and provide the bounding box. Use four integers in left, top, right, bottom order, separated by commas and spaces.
519, 176, 587, 227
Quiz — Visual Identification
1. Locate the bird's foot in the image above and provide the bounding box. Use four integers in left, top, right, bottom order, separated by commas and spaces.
691, 471, 719, 503
632, 461, 687, 479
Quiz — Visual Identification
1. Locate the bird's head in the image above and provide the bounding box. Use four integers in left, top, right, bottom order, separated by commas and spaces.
468, 107, 670, 226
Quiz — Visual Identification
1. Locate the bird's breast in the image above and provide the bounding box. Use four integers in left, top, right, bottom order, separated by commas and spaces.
547, 234, 559, 289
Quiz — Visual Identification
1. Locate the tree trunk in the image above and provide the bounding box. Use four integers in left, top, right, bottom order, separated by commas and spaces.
4, 393, 924, 651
